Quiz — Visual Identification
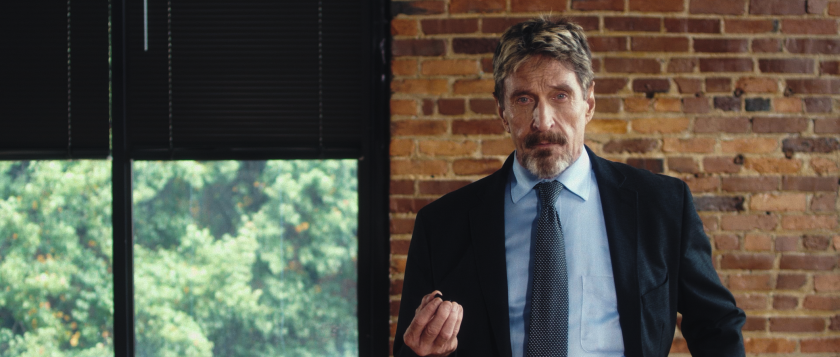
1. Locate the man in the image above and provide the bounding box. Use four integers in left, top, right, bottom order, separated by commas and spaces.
394, 18, 745, 357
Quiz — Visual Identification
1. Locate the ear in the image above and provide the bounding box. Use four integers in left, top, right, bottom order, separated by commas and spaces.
584, 81, 596, 124
495, 94, 511, 133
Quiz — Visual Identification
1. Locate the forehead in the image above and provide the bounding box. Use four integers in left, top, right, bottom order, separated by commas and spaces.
503, 56, 580, 95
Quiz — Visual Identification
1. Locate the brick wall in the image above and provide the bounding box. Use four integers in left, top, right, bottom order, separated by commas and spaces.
388, 0, 840, 355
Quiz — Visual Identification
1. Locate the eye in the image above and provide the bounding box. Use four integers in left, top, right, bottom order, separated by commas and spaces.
555, 93, 568, 100
515, 96, 531, 104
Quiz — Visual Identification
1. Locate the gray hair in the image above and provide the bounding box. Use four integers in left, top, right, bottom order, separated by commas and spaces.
493, 17, 594, 106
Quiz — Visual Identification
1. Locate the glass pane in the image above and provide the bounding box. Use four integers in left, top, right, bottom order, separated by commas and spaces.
132, 160, 358, 357
0, 161, 113, 356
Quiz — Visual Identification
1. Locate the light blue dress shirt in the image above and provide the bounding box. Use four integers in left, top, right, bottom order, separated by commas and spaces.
504, 150, 625, 357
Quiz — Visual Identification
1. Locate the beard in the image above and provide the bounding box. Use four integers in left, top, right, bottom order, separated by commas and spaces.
518, 131, 574, 179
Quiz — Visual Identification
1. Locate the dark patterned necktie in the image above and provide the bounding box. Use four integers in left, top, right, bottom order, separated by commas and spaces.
528, 181, 568, 357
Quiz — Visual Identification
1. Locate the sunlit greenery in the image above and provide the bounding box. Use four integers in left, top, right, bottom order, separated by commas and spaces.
0, 160, 358, 356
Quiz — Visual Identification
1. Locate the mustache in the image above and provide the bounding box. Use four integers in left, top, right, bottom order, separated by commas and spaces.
523, 132, 568, 149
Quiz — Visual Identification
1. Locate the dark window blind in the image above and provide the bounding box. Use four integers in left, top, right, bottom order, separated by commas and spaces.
126, 0, 366, 159
0, 0, 110, 159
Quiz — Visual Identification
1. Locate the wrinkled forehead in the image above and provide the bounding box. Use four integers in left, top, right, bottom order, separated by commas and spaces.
503, 55, 577, 95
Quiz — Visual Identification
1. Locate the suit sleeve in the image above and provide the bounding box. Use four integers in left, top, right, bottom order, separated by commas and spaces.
677, 182, 746, 357
393, 212, 459, 357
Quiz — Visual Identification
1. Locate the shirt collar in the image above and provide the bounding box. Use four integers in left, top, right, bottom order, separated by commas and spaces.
510, 148, 592, 204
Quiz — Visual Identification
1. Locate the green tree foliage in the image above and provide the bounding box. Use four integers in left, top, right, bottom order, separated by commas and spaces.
0, 160, 358, 356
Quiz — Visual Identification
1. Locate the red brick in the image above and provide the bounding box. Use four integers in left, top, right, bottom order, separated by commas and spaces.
808, 0, 829, 13
721, 254, 775, 269
674, 78, 702, 94
706, 78, 732, 92
481, 138, 515, 155
715, 234, 740, 250
392, 59, 418, 76
391, 120, 448, 136
665, 19, 721, 33
452, 119, 504, 135
453, 79, 494, 94
667, 58, 697, 73
624, 98, 651, 112
689, 0, 747, 14
392, 79, 449, 94
782, 137, 840, 154
781, 215, 838, 230
391, 139, 414, 156
769, 317, 825, 332
721, 214, 777, 231
722, 177, 779, 192
804, 296, 840, 310
482, 17, 531, 34
571, 0, 625, 11
586, 119, 628, 134
654, 98, 681, 112
812, 158, 840, 175
418, 180, 471, 195
453, 38, 499, 54
437, 99, 465, 115
629, 0, 683, 12
390, 180, 414, 195
481, 58, 493, 73
683, 97, 711, 113
700, 215, 720, 232
782, 19, 838, 34
392, 19, 418, 36
694, 39, 749, 53
780, 254, 838, 270
776, 236, 799, 252
745, 158, 802, 174
391, 219, 415, 235
391, 238, 411, 254
821, 61, 840, 75
721, 137, 778, 153
418, 140, 477, 156
783, 176, 838, 191
511, 0, 570, 12
565, 16, 601, 31
605, 17, 661, 32
422, 99, 434, 115
605, 58, 661, 73
774, 97, 803, 113
594, 78, 628, 94
390, 278, 404, 295
391, 100, 418, 116
744, 338, 797, 353
785, 39, 840, 54
626, 158, 664, 174
804, 97, 833, 113
632, 37, 689, 52
714, 96, 741, 111
595, 98, 621, 113
450, 0, 505, 13
390, 197, 437, 213
392, 1, 446, 16
752, 39, 781, 53
777, 273, 807, 290
734, 294, 767, 310
815, 118, 840, 133
832, 2, 840, 15
453, 159, 503, 175
699, 58, 753, 72
743, 317, 767, 331
811, 193, 837, 212
592, 58, 601, 72
803, 235, 831, 250
588, 37, 628, 52
744, 233, 772, 251
633, 79, 670, 93
725, 19, 775, 33
393, 39, 446, 57
703, 157, 742, 173
773, 295, 798, 310
735, 77, 778, 93
469, 99, 496, 115
421, 19, 479, 35
423, 60, 479, 76
602, 139, 659, 153
683, 175, 720, 193
759, 59, 815, 74
752, 117, 807, 133
695, 117, 750, 134
801, 338, 840, 353
750, 0, 807, 15
815, 274, 840, 291
728, 273, 773, 289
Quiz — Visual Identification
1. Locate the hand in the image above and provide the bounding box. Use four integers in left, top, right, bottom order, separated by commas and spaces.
403, 291, 464, 357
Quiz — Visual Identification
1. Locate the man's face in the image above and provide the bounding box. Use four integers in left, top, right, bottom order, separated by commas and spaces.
496, 55, 595, 179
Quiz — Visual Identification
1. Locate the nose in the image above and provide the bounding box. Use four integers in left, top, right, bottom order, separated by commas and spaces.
531, 101, 554, 132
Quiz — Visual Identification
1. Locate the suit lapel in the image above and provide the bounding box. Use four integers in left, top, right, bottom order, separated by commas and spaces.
588, 147, 643, 357
469, 154, 514, 357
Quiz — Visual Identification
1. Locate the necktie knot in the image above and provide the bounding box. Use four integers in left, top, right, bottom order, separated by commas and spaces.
536, 181, 564, 208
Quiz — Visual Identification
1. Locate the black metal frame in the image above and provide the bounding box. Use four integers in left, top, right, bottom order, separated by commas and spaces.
110, 0, 391, 355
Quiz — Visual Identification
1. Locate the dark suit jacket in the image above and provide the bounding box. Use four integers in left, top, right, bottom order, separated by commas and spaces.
394, 148, 745, 357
